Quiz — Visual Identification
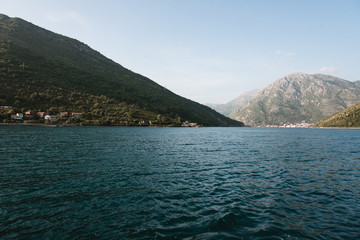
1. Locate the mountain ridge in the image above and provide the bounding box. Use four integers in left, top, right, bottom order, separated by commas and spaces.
0, 14, 243, 126
229, 73, 360, 126
207, 89, 259, 117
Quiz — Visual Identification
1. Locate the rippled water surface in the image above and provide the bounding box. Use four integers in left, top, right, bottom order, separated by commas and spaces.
1, 126, 360, 239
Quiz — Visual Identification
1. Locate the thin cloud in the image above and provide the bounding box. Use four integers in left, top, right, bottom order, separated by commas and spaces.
275, 50, 296, 56
320, 66, 339, 74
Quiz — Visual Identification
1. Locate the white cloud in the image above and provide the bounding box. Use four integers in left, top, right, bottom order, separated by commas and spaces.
320, 66, 339, 74
275, 50, 296, 56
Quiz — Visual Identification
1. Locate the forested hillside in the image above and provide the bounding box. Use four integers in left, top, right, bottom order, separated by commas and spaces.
314, 101, 360, 128
0, 14, 243, 126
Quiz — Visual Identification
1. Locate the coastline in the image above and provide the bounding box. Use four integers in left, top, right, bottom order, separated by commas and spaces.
2, 123, 360, 129
311, 126, 360, 129
0, 123, 195, 127
0, 123, 78, 127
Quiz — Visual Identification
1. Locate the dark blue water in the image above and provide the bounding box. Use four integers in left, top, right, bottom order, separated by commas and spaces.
1, 127, 359, 239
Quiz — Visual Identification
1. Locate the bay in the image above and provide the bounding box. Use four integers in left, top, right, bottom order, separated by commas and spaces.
1, 126, 359, 239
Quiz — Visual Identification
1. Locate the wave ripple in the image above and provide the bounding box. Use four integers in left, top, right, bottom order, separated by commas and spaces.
1, 127, 360, 239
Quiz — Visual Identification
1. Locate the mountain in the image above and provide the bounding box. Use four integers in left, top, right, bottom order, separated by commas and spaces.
230, 73, 360, 126
0, 14, 243, 126
207, 89, 259, 116
314, 101, 360, 128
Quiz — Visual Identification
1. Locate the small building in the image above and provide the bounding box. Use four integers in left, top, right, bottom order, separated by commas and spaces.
71, 112, 83, 119
11, 113, 23, 120
37, 112, 47, 118
25, 110, 36, 115
24, 110, 36, 119
59, 112, 68, 117
44, 115, 57, 121
181, 121, 198, 127
25, 114, 35, 119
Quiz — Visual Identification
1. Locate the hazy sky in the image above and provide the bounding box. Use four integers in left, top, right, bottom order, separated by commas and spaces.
1, 0, 359, 103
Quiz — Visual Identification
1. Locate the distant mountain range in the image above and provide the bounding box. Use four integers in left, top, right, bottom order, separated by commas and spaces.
208, 89, 259, 117
210, 73, 360, 126
0, 14, 243, 126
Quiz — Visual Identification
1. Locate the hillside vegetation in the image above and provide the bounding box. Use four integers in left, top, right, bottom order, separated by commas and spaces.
0, 14, 243, 126
314, 101, 360, 128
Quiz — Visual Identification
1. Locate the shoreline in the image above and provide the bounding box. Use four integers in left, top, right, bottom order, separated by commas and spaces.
311, 126, 360, 129
1, 123, 360, 129
0, 123, 76, 127
0, 123, 193, 127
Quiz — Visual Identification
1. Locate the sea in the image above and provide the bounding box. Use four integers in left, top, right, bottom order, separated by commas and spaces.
1, 126, 359, 239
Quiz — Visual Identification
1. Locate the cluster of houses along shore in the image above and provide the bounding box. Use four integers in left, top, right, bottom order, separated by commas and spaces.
10, 110, 83, 121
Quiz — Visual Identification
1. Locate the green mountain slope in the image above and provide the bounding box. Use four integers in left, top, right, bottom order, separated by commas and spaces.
230, 73, 360, 126
314, 101, 360, 128
0, 14, 243, 126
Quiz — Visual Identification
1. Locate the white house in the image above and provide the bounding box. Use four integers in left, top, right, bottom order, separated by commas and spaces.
11, 113, 23, 120
44, 115, 57, 121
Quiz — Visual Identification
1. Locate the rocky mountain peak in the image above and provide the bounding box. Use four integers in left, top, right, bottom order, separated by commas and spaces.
229, 73, 360, 126
285, 72, 309, 79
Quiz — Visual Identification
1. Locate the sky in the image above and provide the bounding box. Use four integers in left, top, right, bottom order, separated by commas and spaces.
1, 0, 359, 104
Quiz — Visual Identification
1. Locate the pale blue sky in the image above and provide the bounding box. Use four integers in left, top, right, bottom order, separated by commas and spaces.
1, 0, 359, 103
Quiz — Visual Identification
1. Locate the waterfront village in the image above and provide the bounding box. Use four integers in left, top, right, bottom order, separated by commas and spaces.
9, 109, 82, 122
0, 105, 82, 123
1, 106, 311, 128
265, 122, 313, 128
0, 106, 199, 127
